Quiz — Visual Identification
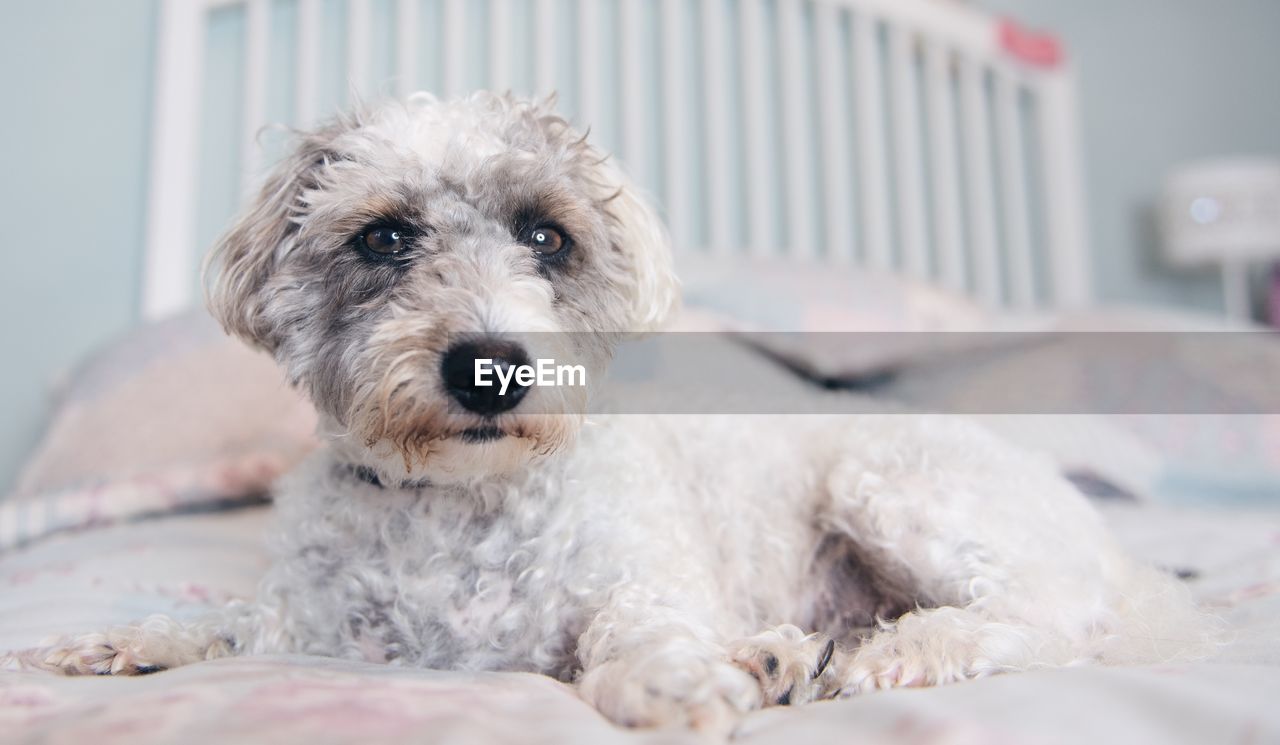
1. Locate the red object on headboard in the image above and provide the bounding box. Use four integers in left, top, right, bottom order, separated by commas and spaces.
998, 18, 1064, 68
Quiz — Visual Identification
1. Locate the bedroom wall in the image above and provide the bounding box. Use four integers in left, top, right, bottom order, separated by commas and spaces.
0, 0, 158, 491
976, 0, 1280, 311
1, 0, 1279, 490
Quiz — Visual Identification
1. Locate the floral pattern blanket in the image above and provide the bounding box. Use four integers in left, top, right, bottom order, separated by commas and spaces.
1, 503, 1278, 744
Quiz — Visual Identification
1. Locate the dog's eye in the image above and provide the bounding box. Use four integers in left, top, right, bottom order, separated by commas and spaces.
362, 227, 405, 255
525, 225, 567, 256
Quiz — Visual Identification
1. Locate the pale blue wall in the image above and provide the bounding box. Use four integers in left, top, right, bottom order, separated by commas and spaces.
0, 0, 158, 489
977, 0, 1280, 310
2, 0, 1279, 490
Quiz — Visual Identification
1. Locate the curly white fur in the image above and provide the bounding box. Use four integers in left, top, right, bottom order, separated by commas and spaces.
15, 94, 1218, 738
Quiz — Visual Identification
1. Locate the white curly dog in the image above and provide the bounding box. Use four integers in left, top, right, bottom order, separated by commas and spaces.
21, 94, 1212, 735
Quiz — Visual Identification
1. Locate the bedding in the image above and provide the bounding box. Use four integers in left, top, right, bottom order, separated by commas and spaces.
677, 256, 1280, 506
2, 502, 1277, 744
862, 332, 1280, 508
1, 312, 316, 552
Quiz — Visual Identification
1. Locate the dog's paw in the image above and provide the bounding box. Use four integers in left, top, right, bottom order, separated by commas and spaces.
33, 632, 167, 676
579, 645, 763, 736
729, 625, 839, 706
20, 615, 233, 676
834, 611, 1020, 695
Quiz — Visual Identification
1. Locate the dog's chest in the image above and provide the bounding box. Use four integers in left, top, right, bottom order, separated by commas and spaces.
283, 479, 619, 678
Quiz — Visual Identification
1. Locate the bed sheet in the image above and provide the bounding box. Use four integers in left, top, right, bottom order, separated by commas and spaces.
1, 502, 1277, 745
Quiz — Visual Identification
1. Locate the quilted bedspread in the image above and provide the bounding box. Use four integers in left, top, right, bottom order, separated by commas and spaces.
2, 503, 1278, 745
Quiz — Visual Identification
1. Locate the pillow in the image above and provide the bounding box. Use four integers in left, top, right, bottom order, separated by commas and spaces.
672, 253, 1034, 381
1, 312, 317, 552
675, 253, 990, 333
673, 254, 1265, 381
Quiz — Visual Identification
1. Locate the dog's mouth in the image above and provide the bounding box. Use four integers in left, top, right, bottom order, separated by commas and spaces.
457, 426, 507, 444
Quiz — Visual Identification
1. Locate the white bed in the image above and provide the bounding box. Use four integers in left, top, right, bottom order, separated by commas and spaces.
2, 399, 1279, 745
1, 303, 1278, 743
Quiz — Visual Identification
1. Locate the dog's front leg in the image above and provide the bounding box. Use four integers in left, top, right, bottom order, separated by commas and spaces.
575, 588, 762, 735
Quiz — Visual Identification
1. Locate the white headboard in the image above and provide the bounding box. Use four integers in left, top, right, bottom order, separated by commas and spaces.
143, 0, 1091, 320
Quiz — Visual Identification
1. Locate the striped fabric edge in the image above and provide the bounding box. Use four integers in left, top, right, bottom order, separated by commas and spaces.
0, 453, 287, 554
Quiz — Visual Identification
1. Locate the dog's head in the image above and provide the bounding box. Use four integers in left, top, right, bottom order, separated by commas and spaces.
206, 93, 678, 484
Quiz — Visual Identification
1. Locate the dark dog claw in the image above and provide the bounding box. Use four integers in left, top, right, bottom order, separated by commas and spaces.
813, 639, 835, 679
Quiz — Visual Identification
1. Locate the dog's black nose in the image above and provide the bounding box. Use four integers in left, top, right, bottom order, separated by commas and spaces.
441, 339, 532, 416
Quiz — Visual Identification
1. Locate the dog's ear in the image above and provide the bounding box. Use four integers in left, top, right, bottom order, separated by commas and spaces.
604, 184, 681, 332
203, 121, 347, 352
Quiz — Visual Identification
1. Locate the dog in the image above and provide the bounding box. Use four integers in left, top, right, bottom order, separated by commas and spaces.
21, 93, 1213, 735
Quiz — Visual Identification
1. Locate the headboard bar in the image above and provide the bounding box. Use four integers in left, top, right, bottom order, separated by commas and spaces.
142, 0, 205, 320
888, 23, 927, 279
